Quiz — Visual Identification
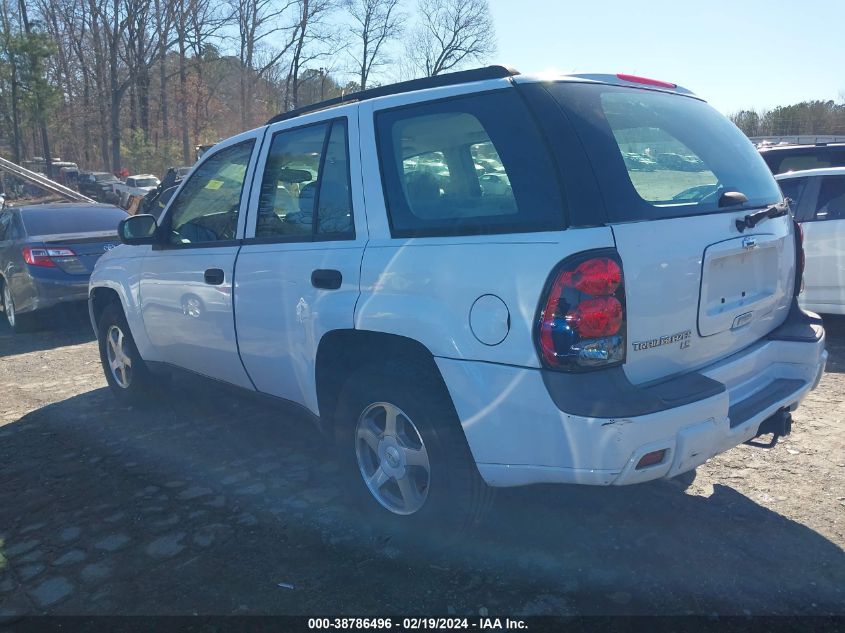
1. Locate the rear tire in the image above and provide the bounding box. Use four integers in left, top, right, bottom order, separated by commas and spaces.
1, 279, 36, 333
333, 358, 493, 544
97, 302, 160, 405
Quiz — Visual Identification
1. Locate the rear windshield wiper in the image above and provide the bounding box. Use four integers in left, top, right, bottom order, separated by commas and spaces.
735, 202, 789, 233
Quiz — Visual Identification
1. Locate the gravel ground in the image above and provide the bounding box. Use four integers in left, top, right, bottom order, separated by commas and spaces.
0, 306, 843, 617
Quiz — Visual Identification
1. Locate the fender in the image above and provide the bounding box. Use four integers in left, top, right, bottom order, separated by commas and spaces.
88, 244, 155, 359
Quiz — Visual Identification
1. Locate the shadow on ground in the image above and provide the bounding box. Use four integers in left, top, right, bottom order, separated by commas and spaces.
0, 304, 94, 358
1, 369, 843, 616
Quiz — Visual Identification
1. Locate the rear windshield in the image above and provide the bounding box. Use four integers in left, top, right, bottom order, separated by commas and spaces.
93, 173, 116, 182
21, 207, 127, 235
133, 177, 159, 187
543, 83, 782, 222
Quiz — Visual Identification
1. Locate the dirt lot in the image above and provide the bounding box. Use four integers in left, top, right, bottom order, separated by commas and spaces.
0, 307, 843, 617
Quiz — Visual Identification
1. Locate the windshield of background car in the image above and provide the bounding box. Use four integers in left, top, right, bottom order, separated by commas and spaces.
542, 82, 782, 221
93, 173, 116, 182
762, 147, 845, 174
21, 207, 128, 235
134, 178, 159, 187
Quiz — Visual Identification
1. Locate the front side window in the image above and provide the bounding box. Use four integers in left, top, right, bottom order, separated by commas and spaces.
376, 90, 564, 237
255, 119, 353, 240
166, 140, 255, 245
813, 176, 845, 221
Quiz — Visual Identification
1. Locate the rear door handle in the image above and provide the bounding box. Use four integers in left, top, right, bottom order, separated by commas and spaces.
204, 268, 224, 285
311, 269, 342, 290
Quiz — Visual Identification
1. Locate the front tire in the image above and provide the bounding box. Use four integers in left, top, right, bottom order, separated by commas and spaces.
334, 359, 493, 541
97, 303, 158, 404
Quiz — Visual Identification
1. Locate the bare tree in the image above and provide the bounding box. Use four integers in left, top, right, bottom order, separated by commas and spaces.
285, 0, 341, 111
343, 0, 402, 90
229, 0, 298, 128
409, 0, 495, 77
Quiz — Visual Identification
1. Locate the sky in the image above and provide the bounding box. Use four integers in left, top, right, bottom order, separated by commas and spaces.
486, 0, 845, 114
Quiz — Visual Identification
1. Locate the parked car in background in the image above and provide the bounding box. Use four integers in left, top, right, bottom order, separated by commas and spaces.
90, 67, 826, 533
760, 143, 845, 175
777, 167, 845, 315
79, 172, 120, 203
138, 166, 191, 218
114, 174, 161, 209
0, 203, 127, 332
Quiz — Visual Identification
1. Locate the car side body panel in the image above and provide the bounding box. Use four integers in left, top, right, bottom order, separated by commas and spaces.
234, 106, 368, 414
88, 244, 153, 355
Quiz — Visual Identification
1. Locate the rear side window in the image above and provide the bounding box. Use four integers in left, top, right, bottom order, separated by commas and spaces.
376, 90, 564, 237
21, 207, 128, 235
254, 119, 353, 241
778, 177, 809, 211
544, 83, 782, 222
812, 176, 845, 221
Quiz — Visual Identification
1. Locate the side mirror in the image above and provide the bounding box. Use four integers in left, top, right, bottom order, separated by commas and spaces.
118, 214, 158, 245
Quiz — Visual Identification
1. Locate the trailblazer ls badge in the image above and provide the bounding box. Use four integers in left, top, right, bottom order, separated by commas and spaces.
632, 329, 692, 352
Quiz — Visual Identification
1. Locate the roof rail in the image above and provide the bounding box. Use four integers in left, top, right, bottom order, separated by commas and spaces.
266, 65, 520, 125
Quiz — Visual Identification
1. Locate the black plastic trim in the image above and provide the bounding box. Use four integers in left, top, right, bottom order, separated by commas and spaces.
542, 365, 725, 418
728, 378, 803, 428
266, 66, 520, 125
542, 299, 824, 418
767, 301, 824, 343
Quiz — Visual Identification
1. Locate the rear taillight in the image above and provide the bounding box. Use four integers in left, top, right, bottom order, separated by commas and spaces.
22, 246, 77, 267
793, 220, 804, 296
536, 250, 627, 371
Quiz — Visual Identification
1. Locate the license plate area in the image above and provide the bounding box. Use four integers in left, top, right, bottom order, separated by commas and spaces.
698, 234, 782, 337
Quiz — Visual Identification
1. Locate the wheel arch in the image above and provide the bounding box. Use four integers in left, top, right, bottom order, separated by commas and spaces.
315, 329, 449, 424
89, 285, 123, 330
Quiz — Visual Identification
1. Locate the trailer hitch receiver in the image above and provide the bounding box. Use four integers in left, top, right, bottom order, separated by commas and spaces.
744, 409, 792, 449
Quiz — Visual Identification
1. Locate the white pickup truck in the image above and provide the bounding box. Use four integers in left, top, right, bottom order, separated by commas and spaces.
89, 67, 827, 534
112, 174, 160, 210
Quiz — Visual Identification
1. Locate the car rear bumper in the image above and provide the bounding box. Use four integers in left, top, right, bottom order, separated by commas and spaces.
16, 275, 90, 314
436, 306, 827, 488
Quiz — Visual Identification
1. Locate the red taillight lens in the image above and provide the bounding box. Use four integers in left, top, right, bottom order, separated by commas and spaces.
636, 449, 667, 470
537, 251, 627, 371
22, 246, 76, 267
560, 257, 621, 296
567, 296, 623, 338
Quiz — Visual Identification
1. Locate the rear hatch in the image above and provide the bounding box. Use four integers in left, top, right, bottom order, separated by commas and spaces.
539, 80, 795, 385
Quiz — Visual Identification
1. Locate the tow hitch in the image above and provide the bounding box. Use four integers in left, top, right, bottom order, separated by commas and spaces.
744, 409, 792, 448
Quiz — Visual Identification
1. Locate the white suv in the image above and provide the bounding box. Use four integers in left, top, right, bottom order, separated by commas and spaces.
89, 66, 827, 530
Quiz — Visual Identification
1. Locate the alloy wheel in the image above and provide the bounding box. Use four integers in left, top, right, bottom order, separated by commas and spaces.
355, 401, 431, 516
106, 324, 133, 388
3, 283, 14, 328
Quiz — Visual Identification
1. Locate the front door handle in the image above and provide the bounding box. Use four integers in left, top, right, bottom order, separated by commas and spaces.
311, 269, 342, 290
204, 268, 224, 285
